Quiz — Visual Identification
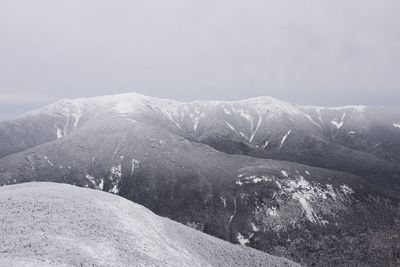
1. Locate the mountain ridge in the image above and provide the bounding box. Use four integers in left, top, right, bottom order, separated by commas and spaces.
3, 92, 400, 190
15, 92, 378, 124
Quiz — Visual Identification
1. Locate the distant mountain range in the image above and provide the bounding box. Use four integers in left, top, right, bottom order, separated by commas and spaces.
1, 92, 399, 266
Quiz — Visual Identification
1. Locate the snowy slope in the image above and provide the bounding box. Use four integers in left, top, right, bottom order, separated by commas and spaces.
3, 92, 398, 190
5, 92, 400, 161
0, 182, 299, 267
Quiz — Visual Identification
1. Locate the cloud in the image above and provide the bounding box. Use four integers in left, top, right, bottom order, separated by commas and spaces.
0, 0, 399, 113
0, 91, 57, 105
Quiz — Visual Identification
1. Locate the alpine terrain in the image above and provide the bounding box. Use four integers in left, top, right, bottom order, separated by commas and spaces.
0, 182, 298, 266
1, 92, 399, 266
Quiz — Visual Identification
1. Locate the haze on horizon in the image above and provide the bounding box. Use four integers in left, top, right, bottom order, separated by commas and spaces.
1, 0, 399, 121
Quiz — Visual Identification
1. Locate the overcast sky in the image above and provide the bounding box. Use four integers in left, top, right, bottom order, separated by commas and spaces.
1, 0, 399, 120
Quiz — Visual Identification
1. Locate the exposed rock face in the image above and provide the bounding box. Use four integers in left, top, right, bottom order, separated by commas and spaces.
1, 92, 400, 266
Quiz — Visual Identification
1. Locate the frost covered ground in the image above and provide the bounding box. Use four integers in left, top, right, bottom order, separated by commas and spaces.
0, 182, 299, 267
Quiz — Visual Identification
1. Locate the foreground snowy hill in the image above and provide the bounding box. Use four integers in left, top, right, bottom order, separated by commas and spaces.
0, 182, 298, 267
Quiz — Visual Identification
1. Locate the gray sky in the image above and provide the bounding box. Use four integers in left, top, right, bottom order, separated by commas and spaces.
1, 0, 400, 120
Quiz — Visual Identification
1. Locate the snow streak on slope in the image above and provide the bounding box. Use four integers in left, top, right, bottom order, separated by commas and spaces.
279, 129, 291, 149
331, 113, 346, 129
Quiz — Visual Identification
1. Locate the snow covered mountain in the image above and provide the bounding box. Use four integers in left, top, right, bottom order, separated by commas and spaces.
0, 182, 298, 267
2, 92, 399, 190
1, 92, 400, 266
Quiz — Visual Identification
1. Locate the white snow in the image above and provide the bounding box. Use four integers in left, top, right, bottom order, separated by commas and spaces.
305, 105, 366, 113
72, 108, 82, 128
251, 222, 260, 232
275, 181, 283, 190
254, 174, 354, 227
109, 93, 147, 114
131, 158, 140, 175
331, 113, 346, 129
252, 177, 263, 183
220, 196, 227, 208
281, 170, 289, 177
260, 139, 270, 149
249, 175, 272, 184
236, 175, 273, 185
286, 176, 309, 190
226, 122, 249, 140
340, 184, 354, 195
110, 164, 122, 192
222, 105, 232, 115
99, 178, 104, 190
113, 100, 135, 114
227, 106, 263, 143
279, 129, 291, 149
112, 138, 127, 161
317, 109, 323, 123
111, 165, 122, 178
110, 184, 119, 194
231, 96, 301, 118
237, 233, 250, 246
287, 178, 323, 223
331, 120, 343, 129
266, 207, 279, 217
275, 176, 343, 224
193, 118, 200, 131
326, 184, 337, 200
44, 156, 54, 167
226, 122, 236, 131
330, 106, 366, 112
86, 174, 96, 185
236, 108, 252, 122
250, 109, 262, 142
228, 197, 237, 228
56, 128, 63, 139
303, 114, 321, 128
155, 102, 185, 130
292, 192, 318, 222
189, 108, 206, 131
